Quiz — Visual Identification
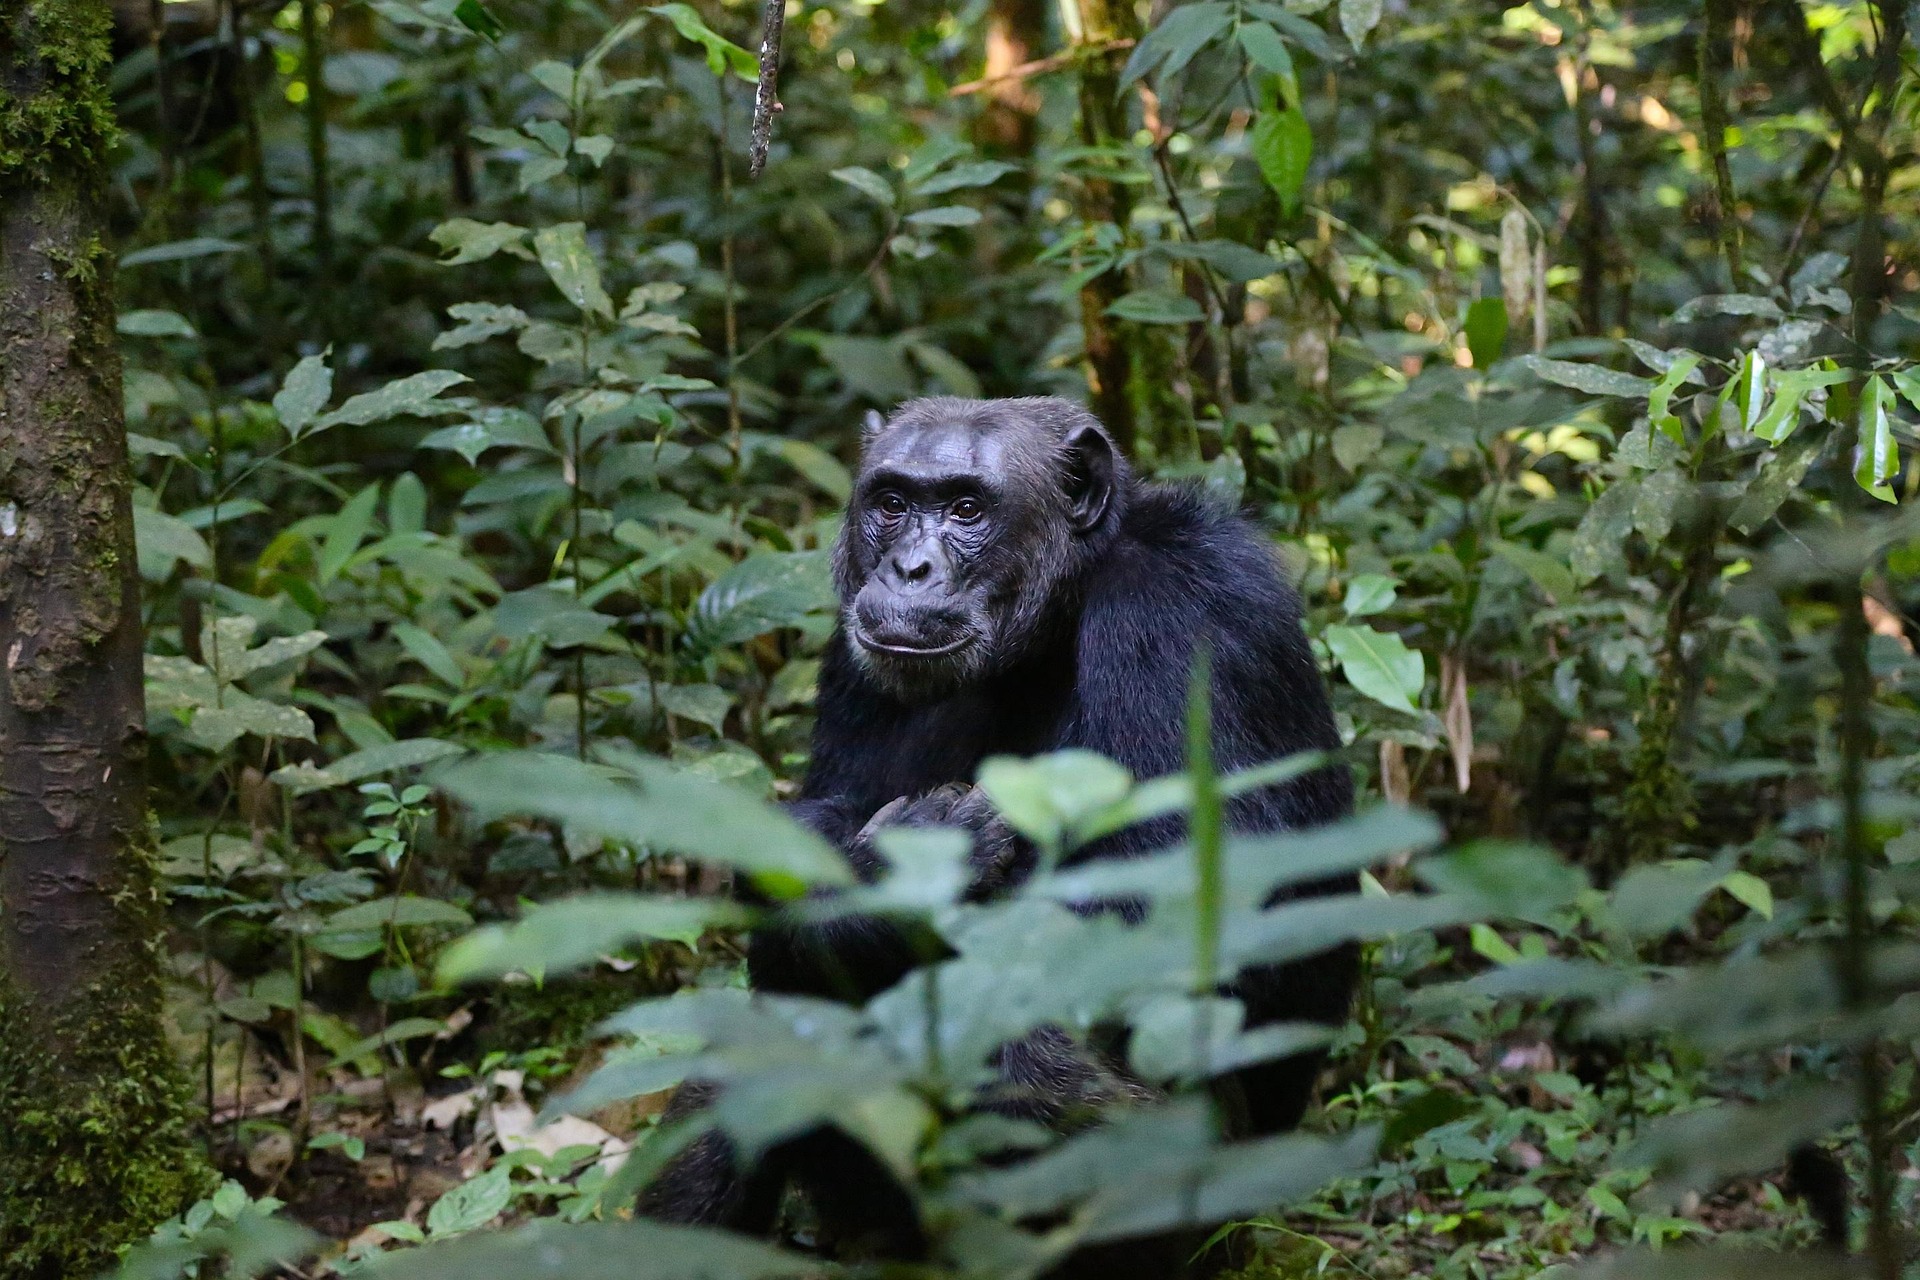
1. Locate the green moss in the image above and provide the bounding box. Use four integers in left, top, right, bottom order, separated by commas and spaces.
0, 846, 212, 1277
0, 0, 119, 187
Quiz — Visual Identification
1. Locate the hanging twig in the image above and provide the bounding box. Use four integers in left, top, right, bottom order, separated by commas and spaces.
748, 0, 786, 178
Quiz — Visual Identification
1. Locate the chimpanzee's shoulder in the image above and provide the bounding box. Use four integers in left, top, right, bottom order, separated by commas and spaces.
1103, 482, 1302, 619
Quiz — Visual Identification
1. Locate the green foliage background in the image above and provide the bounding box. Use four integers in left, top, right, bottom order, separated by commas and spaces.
97, 0, 1920, 1275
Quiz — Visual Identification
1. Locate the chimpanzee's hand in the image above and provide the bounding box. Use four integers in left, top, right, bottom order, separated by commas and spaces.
850, 784, 1027, 899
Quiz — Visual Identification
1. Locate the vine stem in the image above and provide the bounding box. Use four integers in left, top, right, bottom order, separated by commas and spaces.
1696, 0, 1742, 284
749, 0, 786, 178
720, 77, 743, 486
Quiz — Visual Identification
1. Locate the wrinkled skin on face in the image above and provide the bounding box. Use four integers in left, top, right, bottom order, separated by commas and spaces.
831, 398, 1122, 702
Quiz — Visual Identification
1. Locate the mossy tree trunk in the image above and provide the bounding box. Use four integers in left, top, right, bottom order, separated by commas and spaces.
0, 2, 208, 1275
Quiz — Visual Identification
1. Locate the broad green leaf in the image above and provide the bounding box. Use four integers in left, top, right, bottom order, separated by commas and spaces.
273, 353, 333, 437
419, 406, 553, 465
325, 896, 474, 933
1323, 623, 1422, 714
119, 237, 243, 267
686, 551, 835, 650
1632, 466, 1687, 548
912, 160, 1016, 196
1490, 540, 1574, 602
271, 738, 465, 795
392, 622, 464, 687
118, 309, 197, 339
1671, 293, 1783, 324
1718, 870, 1773, 918
1236, 23, 1296, 86
366, 1218, 817, 1279
452, 0, 504, 40
433, 301, 530, 350
904, 205, 983, 228
437, 893, 749, 982
1250, 106, 1311, 215
185, 697, 316, 751
775, 440, 853, 501
315, 371, 469, 433
1646, 350, 1702, 441
1729, 432, 1822, 533
831, 166, 895, 206
436, 750, 853, 891
134, 507, 212, 579
533, 222, 614, 318
1156, 239, 1281, 283
1338, 0, 1383, 47
1522, 355, 1652, 398
326, 1017, 450, 1070
1855, 374, 1898, 503
1464, 296, 1507, 370
1120, 2, 1233, 86
1341, 573, 1397, 617
1106, 289, 1205, 325
428, 218, 532, 265
425, 1166, 513, 1239
318, 483, 382, 583
977, 750, 1134, 850
1416, 840, 1585, 920
1568, 477, 1639, 583
651, 2, 757, 78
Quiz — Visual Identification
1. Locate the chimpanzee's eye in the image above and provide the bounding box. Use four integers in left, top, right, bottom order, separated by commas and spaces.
876, 491, 909, 517
950, 497, 984, 523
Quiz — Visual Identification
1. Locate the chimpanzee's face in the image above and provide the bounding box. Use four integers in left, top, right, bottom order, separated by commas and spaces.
833, 402, 1119, 703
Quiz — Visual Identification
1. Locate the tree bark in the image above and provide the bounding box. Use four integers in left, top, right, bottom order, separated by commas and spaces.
0, 2, 207, 1273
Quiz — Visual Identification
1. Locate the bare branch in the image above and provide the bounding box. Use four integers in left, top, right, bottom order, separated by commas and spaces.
748, 0, 786, 178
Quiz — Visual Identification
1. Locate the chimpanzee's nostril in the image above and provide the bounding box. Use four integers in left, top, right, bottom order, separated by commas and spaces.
904, 559, 931, 582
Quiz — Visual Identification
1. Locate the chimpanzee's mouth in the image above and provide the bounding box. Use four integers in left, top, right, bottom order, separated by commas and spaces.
852, 626, 978, 659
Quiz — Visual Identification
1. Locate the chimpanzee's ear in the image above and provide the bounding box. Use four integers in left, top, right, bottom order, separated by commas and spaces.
1061, 422, 1116, 535
860, 409, 886, 448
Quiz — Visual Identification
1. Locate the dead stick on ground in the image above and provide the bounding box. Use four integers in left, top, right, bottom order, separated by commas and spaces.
749, 0, 786, 178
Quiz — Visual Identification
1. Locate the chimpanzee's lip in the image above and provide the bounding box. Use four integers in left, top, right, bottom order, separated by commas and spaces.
852, 626, 977, 658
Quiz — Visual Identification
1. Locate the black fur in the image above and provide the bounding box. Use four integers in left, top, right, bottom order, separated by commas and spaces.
642, 397, 1356, 1272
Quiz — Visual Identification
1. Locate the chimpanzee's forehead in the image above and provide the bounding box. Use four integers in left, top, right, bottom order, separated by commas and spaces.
865, 417, 1038, 479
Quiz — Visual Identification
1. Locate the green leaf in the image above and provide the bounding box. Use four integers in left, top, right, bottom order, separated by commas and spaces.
1120, 2, 1233, 86
424, 1166, 513, 1239
1341, 573, 1397, 617
273, 353, 333, 438
1250, 106, 1311, 215
1322, 624, 1422, 715
1729, 432, 1822, 534
904, 205, 983, 228
393, 622, 465, 687
119, 237, 244, 267
326, 897, 474, 934
318, 483, 382, 583
118, 309, 197, 339
1671, 293, 1783, 324
134, 507, 212, 579
1338, 0, 1383, 47
437, 893, 749, 982
1718, 870, 1773, 918
1569, 477, 1639, 583
1105, 289, 1205, 325
1236, 23, 1296, 86
1156, 239, 1281, 284
435, 750, 854, 891
428, 218, 533, 265
533, 222, 615, 319
651, 2, 757, 78
831, 166, 895, 206
452, 0, 504, 40
271, 738, 465, 795
1521, 355, 1652, 398
1646, 351, 1703, 441
1490, 541, 1575, 603
1464, 297, 1507, 370
686, 551, 835, 650
1855, 374, 1899, 503
315, 371, 469, 433
365, 1218, 818, 1279
420, 407, 553, 465
186, 697, 317, 751
912, 160, 1016, 196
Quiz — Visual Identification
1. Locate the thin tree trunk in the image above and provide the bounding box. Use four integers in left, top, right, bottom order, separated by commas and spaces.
0, 3, 207, 1274
975, 0, 1047, 155
300, 0, 334, 333
1071, 0, 1139, 455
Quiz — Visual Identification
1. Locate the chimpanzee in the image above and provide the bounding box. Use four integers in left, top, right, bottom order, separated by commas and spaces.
642, 396, 1355, 1272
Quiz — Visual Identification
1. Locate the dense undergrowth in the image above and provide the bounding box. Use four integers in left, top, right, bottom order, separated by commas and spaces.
85, 0, 1920, 1275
